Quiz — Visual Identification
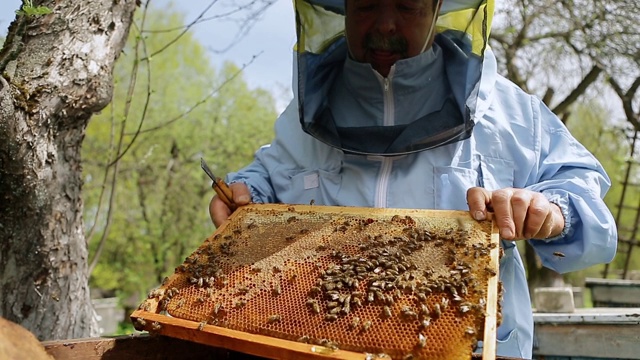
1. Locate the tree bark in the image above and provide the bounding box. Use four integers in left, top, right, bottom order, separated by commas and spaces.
0, 0, 136, 340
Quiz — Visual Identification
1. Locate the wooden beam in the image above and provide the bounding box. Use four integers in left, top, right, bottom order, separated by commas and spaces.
534, 324, 640, 359
42, 335, 229, 360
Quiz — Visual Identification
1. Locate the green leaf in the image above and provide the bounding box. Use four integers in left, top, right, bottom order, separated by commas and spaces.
16, 5, 52, 17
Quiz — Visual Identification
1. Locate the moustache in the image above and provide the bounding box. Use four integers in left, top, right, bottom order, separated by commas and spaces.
364, 34, 408, 53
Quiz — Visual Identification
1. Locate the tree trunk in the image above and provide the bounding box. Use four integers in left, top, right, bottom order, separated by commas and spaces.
0, 0, 136, 340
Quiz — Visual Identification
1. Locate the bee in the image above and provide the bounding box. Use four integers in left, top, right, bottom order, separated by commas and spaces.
298, 335, 310, 343
417, 333, 426, 348
287, 216, 297, 223
484, 267, 497, 277
465, 327, 476, 336
342, 302, 351, 315
404, 311, 418, 321
318, 338, 332, 347
213, 303, 224, 316
237, 286, 250, 295
324, 314, 338, 321
285, 235, 295, 242
323, 282, 336, 291
272, 282, 282, 296
382, 306, 392, 319
309, 199, 315, 205
329, 307, 341, 315
350, 316, 361, 330
198, 320, 207, 330
311, 302, 321, 314
267, 315, 282, 323
361, 320, 372, 332
151, 321, 162, 331
300, 228, 310, 234
247, 222, 258, 230
421, 318, 431, 329
403, 354, 415, 360
432, 303, 441, 319
174, 298, 185, 309
553, 251, 566, 258
309, 286, 321, 296
441, 297, 449, 310
134, 318, 146, 329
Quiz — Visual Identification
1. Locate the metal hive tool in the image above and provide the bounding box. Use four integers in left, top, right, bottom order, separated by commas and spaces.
131, 204, 501, 360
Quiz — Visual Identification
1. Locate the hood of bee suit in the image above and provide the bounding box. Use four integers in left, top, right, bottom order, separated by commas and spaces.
293, 0, 495, 156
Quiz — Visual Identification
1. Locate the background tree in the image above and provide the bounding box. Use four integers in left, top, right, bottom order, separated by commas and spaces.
0, 0, 137, 339
0, 0, 276, 340
82, 7, 277, 306
491, 0, 640, 289
563, 104, 640, 284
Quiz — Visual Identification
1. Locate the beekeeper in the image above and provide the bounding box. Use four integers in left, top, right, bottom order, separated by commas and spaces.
210, 0, 617, 357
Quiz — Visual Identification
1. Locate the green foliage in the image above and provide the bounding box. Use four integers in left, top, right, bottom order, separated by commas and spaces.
565, 104, 638, 281
16, 0, 52, 17
113, 320, 137, 336
83, 7, 277, 305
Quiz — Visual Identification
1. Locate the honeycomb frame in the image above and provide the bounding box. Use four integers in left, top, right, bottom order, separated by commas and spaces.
131, 204, 500, 360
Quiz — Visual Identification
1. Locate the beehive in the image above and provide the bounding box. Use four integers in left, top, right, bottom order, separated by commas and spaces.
131, 204, 500, 360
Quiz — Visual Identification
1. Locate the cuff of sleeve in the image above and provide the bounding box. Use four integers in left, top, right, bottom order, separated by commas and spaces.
538, 192, 572, 242
228, 179, 263, 204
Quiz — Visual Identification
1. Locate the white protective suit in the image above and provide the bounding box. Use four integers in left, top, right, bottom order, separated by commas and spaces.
226, 0, 618, 357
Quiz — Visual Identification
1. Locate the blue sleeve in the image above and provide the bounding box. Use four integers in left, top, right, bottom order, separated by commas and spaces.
225, 100, 303, 204
525, 98, 617, 273
226, 144, 278, 204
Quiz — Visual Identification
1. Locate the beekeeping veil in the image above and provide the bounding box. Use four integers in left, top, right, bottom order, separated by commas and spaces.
294, 0, 495, 155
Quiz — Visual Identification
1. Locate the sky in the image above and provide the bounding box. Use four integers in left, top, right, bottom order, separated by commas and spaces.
0, 0, 296, 107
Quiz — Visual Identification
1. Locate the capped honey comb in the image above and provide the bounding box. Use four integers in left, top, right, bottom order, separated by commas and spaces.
132, 204, 500, 360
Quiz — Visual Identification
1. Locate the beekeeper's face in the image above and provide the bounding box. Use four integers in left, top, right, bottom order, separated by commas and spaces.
345, 0, 440, 77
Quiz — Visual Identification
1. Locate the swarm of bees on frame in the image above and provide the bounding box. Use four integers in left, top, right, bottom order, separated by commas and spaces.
136, 206, 501, 360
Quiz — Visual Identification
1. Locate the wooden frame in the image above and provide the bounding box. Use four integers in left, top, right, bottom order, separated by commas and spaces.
131, 204, 500, 360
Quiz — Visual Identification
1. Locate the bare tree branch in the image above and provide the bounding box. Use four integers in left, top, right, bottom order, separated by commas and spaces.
608, 75, 640, 131
553, 64, 603, 115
